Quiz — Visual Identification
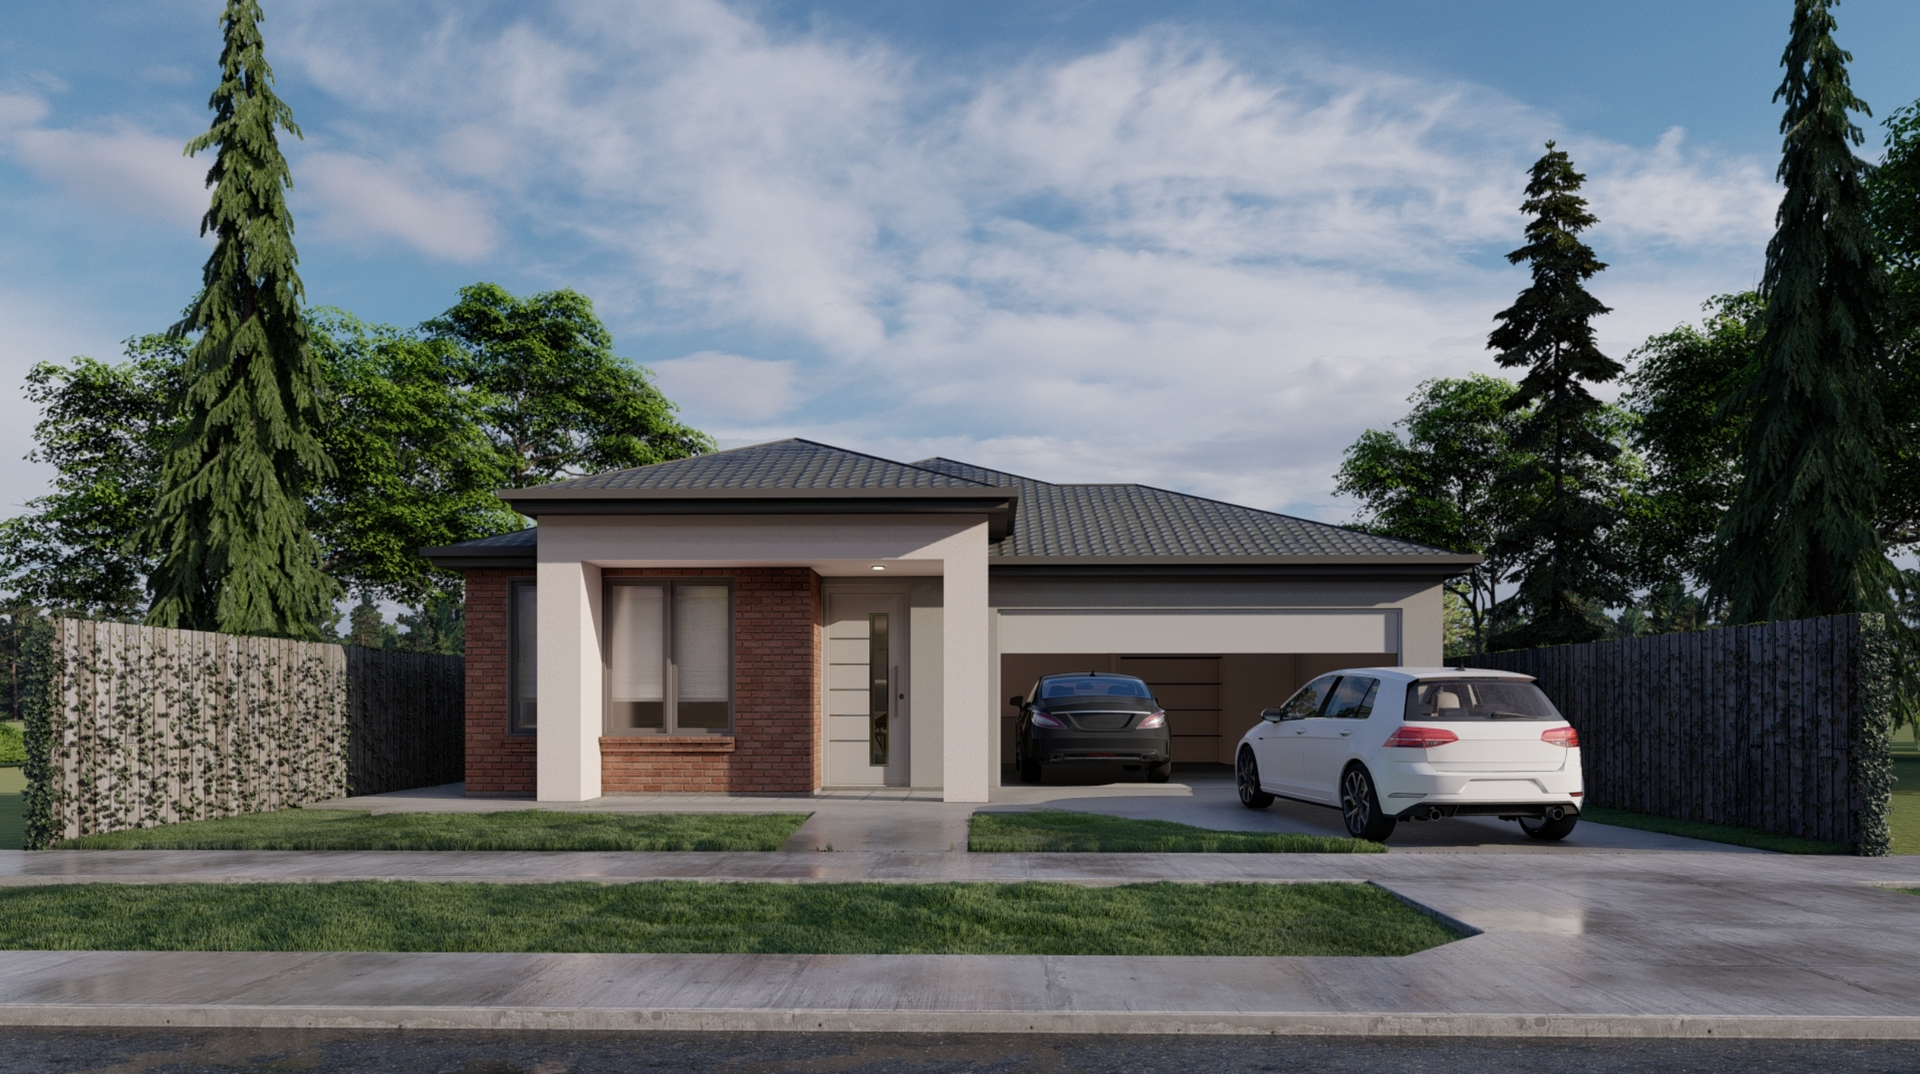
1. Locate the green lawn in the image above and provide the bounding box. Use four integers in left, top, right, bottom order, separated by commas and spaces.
1578, 806, 1848, 854
1891, 752, 1920, 855
0, 766, 23, 851
54, 809, 810, 852
968, 810, 1384, 854
0, 880, 1457, 956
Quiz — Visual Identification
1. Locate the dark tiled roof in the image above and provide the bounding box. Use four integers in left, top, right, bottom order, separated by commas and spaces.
445, 528, 537, 549
526, 439, 990, 492
910, 458, 1456, 559
423, 441, 1471, 567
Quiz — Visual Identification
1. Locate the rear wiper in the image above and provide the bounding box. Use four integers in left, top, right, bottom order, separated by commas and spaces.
1486, 710, 1533, 720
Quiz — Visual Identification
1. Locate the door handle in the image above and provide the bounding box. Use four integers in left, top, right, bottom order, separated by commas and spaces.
1339, 729, 1353, 737
1292, 728, 1305, 735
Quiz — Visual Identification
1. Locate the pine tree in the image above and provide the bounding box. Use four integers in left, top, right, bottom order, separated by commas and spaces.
1711, 0, 1893, 622
146, 0, 336, 639
1487, 142, 1627, 648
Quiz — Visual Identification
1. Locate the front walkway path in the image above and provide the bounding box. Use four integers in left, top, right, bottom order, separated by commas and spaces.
3, 851, 1919, 1035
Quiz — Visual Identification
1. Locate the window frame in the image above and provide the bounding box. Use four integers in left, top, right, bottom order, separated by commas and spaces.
507, 578, 538, 736
602, 577, 736, 737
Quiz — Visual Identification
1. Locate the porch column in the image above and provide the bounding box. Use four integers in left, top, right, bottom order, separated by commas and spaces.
536, 557, 603, 801
940, 522, 992, 802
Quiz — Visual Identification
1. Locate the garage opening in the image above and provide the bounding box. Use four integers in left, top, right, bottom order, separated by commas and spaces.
999, 652, 1396, 775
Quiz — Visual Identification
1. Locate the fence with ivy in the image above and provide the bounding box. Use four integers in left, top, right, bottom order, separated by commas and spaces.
1476, 612, 1895, 855
21, 617, 463, 848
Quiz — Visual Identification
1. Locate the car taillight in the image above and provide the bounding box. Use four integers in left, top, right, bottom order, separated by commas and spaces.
1138, 710, 1166, 729
1031, 711, 1066, 728
1543, 726, 1579, 747
1383, 726, 1459, 749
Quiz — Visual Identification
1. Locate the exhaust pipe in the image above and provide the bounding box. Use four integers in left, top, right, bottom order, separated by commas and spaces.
1425, 806, 1443, 821
1547, 806, 1566, 821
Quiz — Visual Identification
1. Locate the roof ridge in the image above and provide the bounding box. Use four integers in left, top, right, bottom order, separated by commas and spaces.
912, 457, 1056, 488
539, 438, 995, 490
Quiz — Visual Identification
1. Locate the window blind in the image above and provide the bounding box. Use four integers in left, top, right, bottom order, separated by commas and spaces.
607, 585, 665, 702
675, 585, 729, 702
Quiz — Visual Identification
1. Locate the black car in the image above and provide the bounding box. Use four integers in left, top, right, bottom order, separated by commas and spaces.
1011, 672, 1172, 784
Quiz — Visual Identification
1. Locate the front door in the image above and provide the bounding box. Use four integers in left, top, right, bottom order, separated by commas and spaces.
823, 591, 908, 787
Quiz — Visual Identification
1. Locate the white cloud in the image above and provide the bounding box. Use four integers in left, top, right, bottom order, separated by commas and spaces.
274, 0, 1776, 518
4, 108, 206, 226
299, 151, 499, 261
650, 351, 801, 422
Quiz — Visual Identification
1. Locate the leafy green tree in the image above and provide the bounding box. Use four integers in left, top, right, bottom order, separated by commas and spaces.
344, 593, 397, 650
146, 0, 337, 639
425, 283, 715, 486
395, 594, 465, 656
1867, 100, 1920, 552
308, 311, 517, 606
1335, 374, 1540, 655
1487, 142, 1628, 647
0, 340, 182, 620
1711, 0, 1895, 622
1616, 293, 1764, 616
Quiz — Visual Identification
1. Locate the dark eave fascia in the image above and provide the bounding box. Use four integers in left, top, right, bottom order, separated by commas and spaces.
986, 553, 1482, 580
417, 544, 536, 569
495, 487, 1020, 541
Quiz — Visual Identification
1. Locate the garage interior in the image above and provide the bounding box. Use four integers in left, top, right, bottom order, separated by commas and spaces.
998, 652, 1396, 774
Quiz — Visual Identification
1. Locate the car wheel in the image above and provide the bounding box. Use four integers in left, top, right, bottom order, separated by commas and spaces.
1236, 748, 1274, 809
1519, 814, 1578, 841
1146, 760, 1173, 784
1340, 765, 1396, 842
1017, 752, 1042, 784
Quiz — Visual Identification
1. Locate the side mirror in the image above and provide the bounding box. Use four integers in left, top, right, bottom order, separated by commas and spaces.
1260, 707, 1284, 722
1009, 696, 1025, 708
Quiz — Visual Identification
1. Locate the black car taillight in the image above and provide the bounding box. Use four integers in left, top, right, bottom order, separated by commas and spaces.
1030, 711, 1066, 728
1137, 710, 1166, 729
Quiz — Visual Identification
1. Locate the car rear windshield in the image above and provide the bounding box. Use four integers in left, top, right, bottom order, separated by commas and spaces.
1405, 680, 1562, 721
1040, 677, 1153, 703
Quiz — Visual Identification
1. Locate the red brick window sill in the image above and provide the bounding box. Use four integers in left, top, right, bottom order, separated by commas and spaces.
599, 736, 737, 754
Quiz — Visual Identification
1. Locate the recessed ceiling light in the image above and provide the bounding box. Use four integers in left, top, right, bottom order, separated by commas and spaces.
870, 564, 886, 571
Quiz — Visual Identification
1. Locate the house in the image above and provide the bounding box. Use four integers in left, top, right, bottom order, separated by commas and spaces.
422, 439, 1479, 803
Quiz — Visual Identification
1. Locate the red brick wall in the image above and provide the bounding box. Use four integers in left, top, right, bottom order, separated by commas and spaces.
599, 568, 822, 794
462, 568, 537, 796
461, 566, 823, 796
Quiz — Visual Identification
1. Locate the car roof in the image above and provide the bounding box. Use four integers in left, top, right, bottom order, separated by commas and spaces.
1037, 671, 1147, 681
1322, 666, 1537, 684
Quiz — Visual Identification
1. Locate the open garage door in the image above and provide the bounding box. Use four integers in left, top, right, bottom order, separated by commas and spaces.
999, 652, 1394, 767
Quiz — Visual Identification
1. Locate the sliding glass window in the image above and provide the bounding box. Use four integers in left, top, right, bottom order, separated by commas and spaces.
508, 580, 537, 734
605, 580, 733, 735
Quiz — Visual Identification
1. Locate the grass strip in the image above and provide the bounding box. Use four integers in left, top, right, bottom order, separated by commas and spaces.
1890, 753, 1920, 856
0, 765, 23, 851
968, 809, 1383, 854
1579, 806, 1847, 855
53, 809, 810, 852
0, 880, 1456, 956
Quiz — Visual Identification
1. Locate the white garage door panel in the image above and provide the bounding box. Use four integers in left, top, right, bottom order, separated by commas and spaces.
997, 610, 1398, 655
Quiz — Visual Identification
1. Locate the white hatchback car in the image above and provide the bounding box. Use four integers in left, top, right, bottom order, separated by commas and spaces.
1234, 667, 1584, 843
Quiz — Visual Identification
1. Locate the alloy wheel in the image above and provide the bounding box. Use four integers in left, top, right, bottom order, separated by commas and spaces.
1341, 769, 1371, 834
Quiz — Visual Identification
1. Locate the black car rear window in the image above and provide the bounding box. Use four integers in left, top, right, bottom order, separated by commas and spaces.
1041, 677, 1151, 699
1405, 680, 1561, 721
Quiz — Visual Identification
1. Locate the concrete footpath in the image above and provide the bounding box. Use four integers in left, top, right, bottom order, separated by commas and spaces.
4, 849, 1920, 1037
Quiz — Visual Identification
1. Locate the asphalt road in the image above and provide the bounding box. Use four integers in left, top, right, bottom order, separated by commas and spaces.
0, 1030, 1915, 1074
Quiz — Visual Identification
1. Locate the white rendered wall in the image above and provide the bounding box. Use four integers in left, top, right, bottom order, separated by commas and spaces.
535, 558, 602, 802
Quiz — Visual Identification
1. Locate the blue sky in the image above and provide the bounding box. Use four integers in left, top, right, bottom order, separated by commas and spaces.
3, 0, 1918, 523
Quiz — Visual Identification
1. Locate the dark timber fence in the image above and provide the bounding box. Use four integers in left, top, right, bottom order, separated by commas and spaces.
1475, 613, 1895, 855
21, 617, 465, 848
